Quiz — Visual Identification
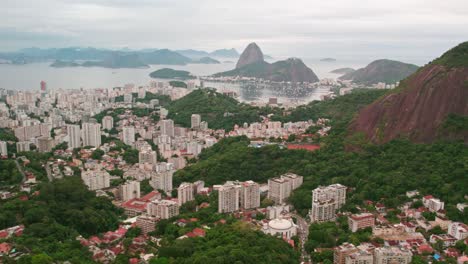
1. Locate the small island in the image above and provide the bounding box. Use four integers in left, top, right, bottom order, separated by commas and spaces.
149, 68, 195, 80
330, 67, 355, 75
320, 58, 337, 62
50, 60, 80, 68
191, 57, 220, 64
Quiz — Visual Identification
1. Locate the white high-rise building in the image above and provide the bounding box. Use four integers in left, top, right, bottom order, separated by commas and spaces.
16, 141, 30, 152
0, 141, 7, 156
122, 126, 135, 146
119, 181, 141, 202
37, 136, 55, 152
102, 116, 114, 130
147, 200, 179, 219
150, 171, 173, 192
82, 123, 101, 147
218, 182, 241, 213
177, 182, 194, 205
139, 149, 157, 165
81, 170, 110, 190
374, 247, 412, 264
191, 114, 201, 129
240, 180, 260, 209
67, 124, 81, 149
268, 177, 291, 205
281, 173, 303, 190
311, 184, 347, 222
267, 173, 303, 205
160, 119, 174, 137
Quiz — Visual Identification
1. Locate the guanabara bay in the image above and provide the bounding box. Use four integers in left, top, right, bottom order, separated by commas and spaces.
0, 1, 467, 264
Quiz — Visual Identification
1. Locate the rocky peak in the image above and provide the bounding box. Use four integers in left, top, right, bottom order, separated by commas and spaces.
349, 41, 468, 144
236, 42, 265, 69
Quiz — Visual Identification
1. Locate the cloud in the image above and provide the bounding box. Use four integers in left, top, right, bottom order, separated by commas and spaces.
0, 0, 467, 62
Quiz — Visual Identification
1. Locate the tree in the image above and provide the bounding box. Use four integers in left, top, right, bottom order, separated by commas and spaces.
31, 254, 53, 264
91, 149, 105, 160
123, 149, 139, 164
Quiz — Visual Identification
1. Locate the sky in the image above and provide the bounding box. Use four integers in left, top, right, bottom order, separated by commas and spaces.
2, 0, 468, 64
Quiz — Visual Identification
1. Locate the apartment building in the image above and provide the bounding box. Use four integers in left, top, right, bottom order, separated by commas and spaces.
147, 199, 179, 219
311, 184, 347, 222
119, 181, 141, 202
81, 170, 110, 190
348, 213, 375, 232
218, 182, 241, 213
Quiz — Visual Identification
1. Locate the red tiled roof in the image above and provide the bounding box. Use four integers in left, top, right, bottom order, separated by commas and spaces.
140, 191, 160, 202
192, 228, 206, 237
0, 231, 8, 239
121, 199, 148, 211
0, 242, 11, 253
287, 144, 320, 151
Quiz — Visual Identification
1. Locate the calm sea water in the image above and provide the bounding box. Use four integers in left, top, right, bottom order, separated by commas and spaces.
0, 58, 369, 91
0, 58, 374, 102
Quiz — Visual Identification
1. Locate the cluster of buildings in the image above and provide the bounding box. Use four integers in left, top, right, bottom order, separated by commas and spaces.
334, 243, 412, 264
332, 191, 468, 264
215, 180, 261, 213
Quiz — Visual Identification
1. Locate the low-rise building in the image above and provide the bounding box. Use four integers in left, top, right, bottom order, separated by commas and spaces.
374, 247, 412, 264
262, 217, 297, 240
448, 222, 468, 240
348, 213, 375, 232
334, 243, 358, 264
423, 195, 444, 212
136, 214, 158, 234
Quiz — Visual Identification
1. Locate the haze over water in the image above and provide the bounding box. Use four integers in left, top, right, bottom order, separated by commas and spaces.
0, 56, 428, 102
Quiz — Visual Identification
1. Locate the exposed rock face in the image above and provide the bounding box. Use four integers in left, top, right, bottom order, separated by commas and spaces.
340, 59, 419, 85
349, 42, 468, 144
236, 43, 264, 69
215, 43, 319, 83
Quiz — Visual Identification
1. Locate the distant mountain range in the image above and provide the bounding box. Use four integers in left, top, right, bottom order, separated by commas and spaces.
0, 47, 239, 68
214, 42, 319, 83
176, 48, 239, 59
349, 41, 468, 144
339, 59, 419, 85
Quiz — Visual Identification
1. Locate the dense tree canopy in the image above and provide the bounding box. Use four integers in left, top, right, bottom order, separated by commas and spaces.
157, 222, 300, 264
167, 88, 280, 130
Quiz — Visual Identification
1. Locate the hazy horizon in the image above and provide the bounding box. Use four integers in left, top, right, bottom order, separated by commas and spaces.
2, 0, 467, 63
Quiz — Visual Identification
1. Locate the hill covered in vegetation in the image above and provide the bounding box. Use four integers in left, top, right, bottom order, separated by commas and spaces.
339, 59, 419, 84
0, 176, 123, 262
167, 88, 279, 130
174, 89, 468, 221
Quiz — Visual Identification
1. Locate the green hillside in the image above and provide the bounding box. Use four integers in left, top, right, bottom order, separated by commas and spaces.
167, 88, 278, 130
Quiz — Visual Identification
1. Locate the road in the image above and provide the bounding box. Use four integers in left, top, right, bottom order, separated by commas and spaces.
14, 158, 26, 183
293, 212, 311, 263
45, 162, 53, 182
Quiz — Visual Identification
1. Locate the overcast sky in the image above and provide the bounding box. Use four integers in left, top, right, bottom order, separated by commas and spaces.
2, 0, 467, 63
